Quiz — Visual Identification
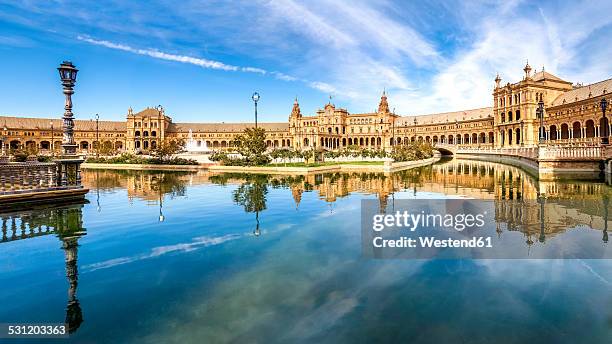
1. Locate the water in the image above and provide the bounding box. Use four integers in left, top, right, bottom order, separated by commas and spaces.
1, 158, 611, 343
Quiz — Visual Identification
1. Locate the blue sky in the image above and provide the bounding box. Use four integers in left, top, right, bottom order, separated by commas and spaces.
0, 0, 611, 123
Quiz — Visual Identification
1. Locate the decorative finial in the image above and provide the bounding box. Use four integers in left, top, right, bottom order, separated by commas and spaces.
523, 60, 532, 80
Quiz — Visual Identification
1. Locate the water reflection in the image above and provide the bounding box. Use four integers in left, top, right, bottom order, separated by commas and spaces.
2, 161, 611, 341
230, 175, 268, 237
82, 161, 611, 246
1, 202, 87, 333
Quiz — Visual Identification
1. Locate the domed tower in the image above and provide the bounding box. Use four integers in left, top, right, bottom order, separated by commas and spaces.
378, 90, 390, 114
290, 97, 301, 119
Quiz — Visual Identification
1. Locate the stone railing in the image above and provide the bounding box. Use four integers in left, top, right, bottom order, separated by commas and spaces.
443, 144, 606, 161
0, 161, 60, 195
538, 146, 602, 160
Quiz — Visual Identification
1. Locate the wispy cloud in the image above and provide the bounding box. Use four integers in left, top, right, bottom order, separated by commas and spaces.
77, 35, 339, 96
78, 35, 241, 71
3, 1, 612, 118
83, 233, 243, 272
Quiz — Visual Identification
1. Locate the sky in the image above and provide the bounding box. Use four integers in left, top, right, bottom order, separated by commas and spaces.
0, 0, 611, 123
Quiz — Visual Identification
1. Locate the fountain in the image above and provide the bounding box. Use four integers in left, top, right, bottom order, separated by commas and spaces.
185, 129, 211, 153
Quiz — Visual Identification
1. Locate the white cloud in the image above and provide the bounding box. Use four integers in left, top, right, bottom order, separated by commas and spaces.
77, 35, 240, 71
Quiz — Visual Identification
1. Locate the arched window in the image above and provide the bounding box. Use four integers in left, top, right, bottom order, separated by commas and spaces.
549, 125, 558, 140
515, 110, 520, 120
572, 122, 581, 138
585, 120, 595, 137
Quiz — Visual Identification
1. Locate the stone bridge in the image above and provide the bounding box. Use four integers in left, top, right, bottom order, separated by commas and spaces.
435, 143, 612, 180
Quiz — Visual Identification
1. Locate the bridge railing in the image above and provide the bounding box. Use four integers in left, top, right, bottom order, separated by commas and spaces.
435, 143, 607, 161
538, 146, 602, 160
0, 161, 60, 195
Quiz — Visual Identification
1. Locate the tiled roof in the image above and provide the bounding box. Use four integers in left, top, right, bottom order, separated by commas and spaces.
133, 108, 164, 117
0, 116, 126, 131
532, 71, 568, 83
550, 78, 612, 107
396, 107, 493, 126
169, 122, 288, 133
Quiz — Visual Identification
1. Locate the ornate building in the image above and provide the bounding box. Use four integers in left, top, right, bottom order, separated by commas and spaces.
1, 66, 610, 154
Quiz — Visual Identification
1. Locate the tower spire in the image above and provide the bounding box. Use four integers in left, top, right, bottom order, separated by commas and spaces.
378, 90, 389, 113
523, 60, 532, 80
291, 97, 301, 118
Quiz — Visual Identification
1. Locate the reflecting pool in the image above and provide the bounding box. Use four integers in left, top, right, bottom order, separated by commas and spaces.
1, 158, 611, 343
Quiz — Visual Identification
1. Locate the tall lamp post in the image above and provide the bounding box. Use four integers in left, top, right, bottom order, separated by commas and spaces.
600, 97, 609, 145
252, 92, 260, 129
95, 113, 99, 157
537, 97, 545, 144
50, 121, 54, 156
57, 61, 83, 187
58, 61, 79, 156
1, 126, 7, 157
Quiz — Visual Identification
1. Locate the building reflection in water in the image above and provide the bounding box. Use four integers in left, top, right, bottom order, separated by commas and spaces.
80, 158, 611, 245
0, 202, 87, 334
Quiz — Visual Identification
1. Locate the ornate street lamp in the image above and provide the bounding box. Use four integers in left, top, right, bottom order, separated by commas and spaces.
57, 61, 79, 156
56, 61, 84, 188
537, 97, 545, 144
252, 92, 260, 129
600, 97, 609, 145
95, 113, 99, 157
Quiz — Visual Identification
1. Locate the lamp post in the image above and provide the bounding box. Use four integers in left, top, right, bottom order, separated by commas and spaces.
57, 61, 79, 156
252, 92, 260, 129
2, 126, 7, 157
50, 121, 54, 157
95, 113, 99, 157
537, 97, 545, 144
600, 97, 609, 145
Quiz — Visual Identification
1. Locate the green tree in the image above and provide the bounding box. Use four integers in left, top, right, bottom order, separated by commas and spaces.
98, 141, 117, 156
232, 127, 269, 166
150, 138, 186, 162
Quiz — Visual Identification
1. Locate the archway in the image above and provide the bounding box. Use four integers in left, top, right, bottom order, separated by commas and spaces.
515, 128, 520, 144
572, 122, 581, 138
549, 125, 557, 140
585, 120, 595, 138
560, 123, 569, 139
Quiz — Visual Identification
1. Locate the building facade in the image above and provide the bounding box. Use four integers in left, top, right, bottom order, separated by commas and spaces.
1, 65, 610, 154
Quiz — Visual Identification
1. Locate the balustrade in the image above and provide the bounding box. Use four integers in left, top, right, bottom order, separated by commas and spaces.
0, 162, 62, 195
436, 142, 607, 161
